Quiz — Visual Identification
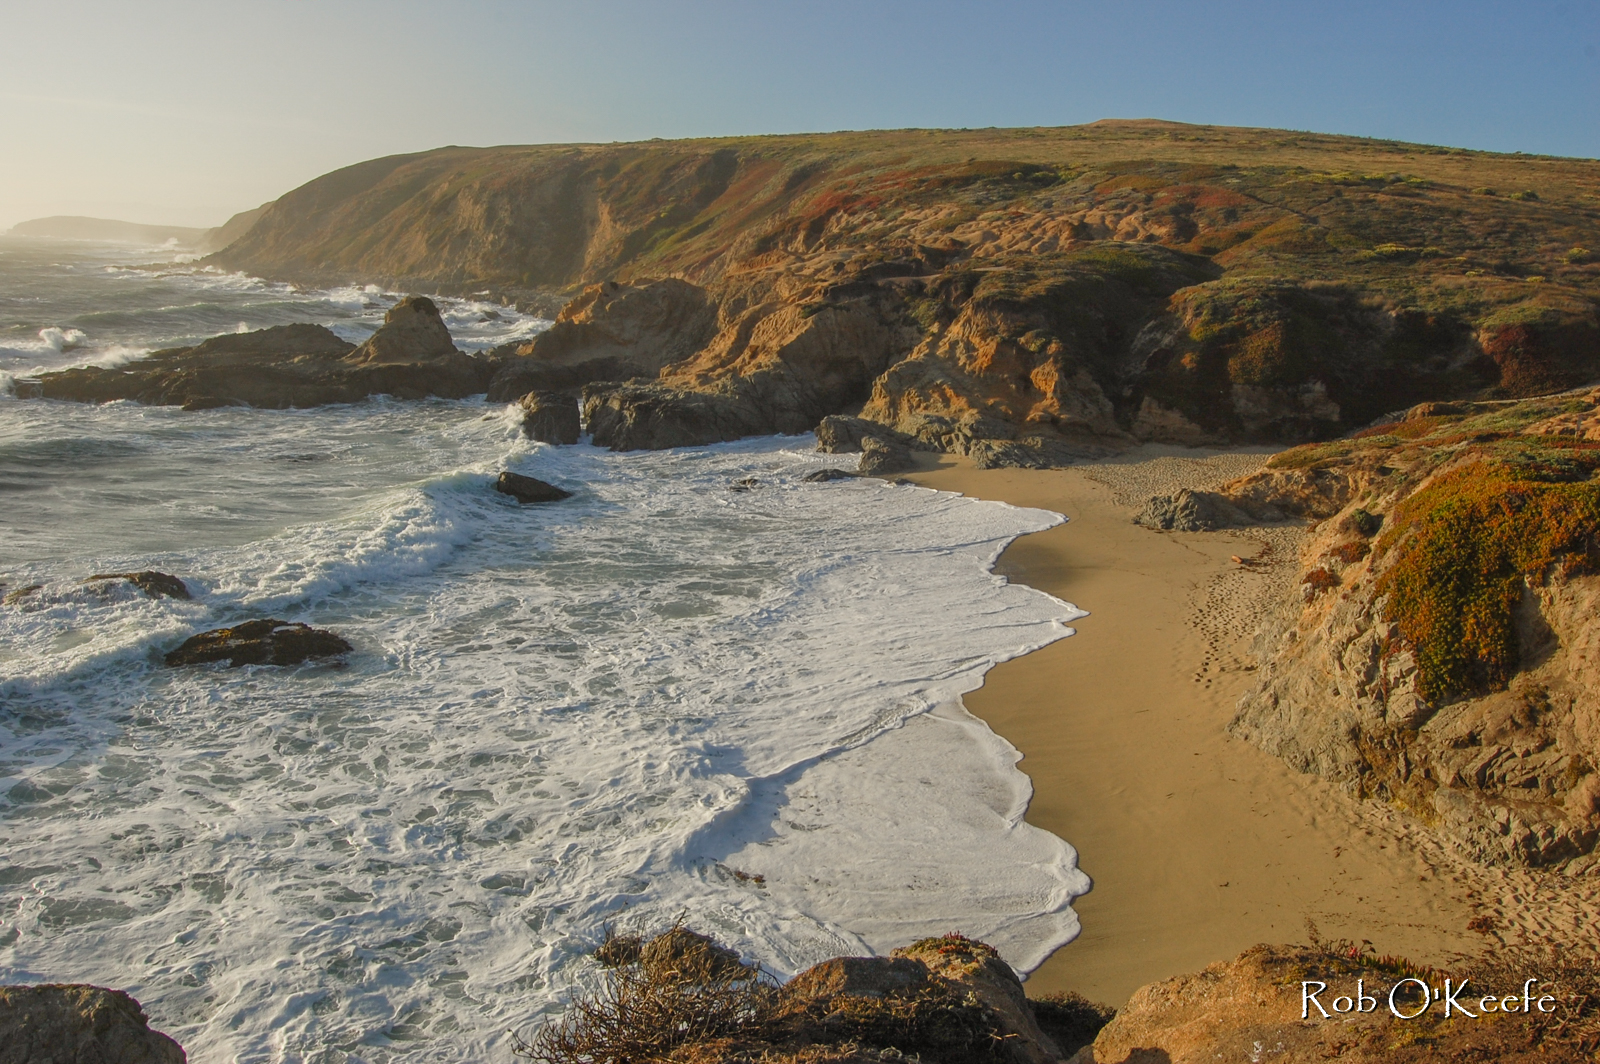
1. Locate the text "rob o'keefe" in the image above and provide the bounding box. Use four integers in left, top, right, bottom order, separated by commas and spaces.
1302, 979, 1556, 1020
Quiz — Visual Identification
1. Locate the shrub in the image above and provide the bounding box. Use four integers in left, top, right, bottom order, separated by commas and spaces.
1374, 462, 1600, 702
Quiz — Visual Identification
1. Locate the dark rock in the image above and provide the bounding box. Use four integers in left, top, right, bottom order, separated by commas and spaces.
12, 378, 43, 400
856, 435, 915, 476
83, 571, 191, 599
582, 381, 769, 451
518, 390, 581, 444
495, 470, 573, 503
344, 296, 459, 365
36, 316, 497, 409
164, 619, 352, 668
801, 468, 860, 482
814, 415, 914, 454
1134, 489, 1253, 531
0, 984, 186, 1064
729, 477, 763, 492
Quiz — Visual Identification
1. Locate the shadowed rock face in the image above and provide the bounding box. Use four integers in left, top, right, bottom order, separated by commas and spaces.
0, 984, 186, 1064
164, 619, 352, 668
519, 391, 582, 444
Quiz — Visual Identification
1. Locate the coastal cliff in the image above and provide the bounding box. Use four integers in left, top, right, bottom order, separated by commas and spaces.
199, 121, 1600, 452
1223, 389, 1600, 869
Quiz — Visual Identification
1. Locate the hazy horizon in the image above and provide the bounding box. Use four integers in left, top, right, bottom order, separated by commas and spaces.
3, 0, 1597, 232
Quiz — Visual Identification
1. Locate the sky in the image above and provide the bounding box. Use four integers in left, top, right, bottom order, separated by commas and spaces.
2, 0, 1597, 230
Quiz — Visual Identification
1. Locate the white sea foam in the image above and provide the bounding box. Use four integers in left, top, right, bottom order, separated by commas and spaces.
0, 397, 1089, 1064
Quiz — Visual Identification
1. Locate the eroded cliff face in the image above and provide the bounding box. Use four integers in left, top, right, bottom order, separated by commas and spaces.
1226, 390, 1600, 869
200, 123, 1600, 452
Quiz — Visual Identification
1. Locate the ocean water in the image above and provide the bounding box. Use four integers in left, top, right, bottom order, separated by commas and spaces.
0, 238, 1090, 1063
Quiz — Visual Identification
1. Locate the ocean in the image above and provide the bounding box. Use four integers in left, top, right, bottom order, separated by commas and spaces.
0, 237, 1090, 1063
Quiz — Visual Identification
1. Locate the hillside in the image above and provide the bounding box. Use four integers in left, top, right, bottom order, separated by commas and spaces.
190, 121, 1597, 449
9, 203, 272, 252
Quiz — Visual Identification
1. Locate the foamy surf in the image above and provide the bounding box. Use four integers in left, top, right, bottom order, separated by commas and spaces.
0, 241, 1090, 1064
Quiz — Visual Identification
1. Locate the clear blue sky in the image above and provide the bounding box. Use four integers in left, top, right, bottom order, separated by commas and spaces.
2, 0, 1596, 229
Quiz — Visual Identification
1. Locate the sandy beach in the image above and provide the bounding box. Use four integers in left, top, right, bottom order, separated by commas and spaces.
904, 448, 1492, 1005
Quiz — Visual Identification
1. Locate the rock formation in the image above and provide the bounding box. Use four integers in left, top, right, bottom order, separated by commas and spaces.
495, 471, 573, 503
34, 311, 496, 409
1224, 389, 1600, 869
0, 984, 186, 1064
344, 296, 459, 364
1133, 489, 1253, 531
518, 390, 582, 444
165, 620, 352, 668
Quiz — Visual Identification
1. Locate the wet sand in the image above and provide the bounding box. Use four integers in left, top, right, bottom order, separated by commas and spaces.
903, 449, 1485, 1005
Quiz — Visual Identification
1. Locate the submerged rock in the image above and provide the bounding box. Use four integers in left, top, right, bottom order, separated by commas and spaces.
3, 584, 44, 606
518, 390, 581, 444
0, 983, 186, 1064
164, 619, 352, 668
1134, 488, 1252, 531
801, 468, 860, 482
495, 470, 573, 503
83, 570, 191, 600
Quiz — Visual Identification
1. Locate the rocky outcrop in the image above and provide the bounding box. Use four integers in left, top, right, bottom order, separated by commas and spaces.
344, 296, 458, 364
35, 315, 495, 409
1226, 392, 1600, 869
582, 381, 770, 450
1076, 943, 1594, 1063
518, 390, 582, 444
495, 471, 573, 503
486, 279, 718, 400
1133, 489, 1252, 531
165, 620, 352, 668
0, 984, 186, 1064
82, 571, 191, 599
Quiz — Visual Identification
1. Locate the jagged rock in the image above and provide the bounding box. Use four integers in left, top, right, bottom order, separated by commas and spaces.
582, 381, 768, 451
486, 279, 718, 400
344, 296, 459, 365
0, 984, 185, 1064
518, 390, 581, 444
802, 468, 860, 483
164, 620, 352, 668
83, 571, 191, 599
495, 471, 573, 503
1134, 489, 1253, 531
856, 435, 915, 476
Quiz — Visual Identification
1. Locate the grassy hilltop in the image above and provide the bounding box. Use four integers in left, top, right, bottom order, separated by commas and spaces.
210, 121, 1600, 447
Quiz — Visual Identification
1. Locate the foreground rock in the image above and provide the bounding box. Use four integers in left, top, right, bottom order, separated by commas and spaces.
35, 300, 495, 409
1077, 942, 1597, 1063
0, 984, 185, 1064
527, 929, 1101, 1063
495, 471, 573, 503
856, 435, 915, 476
83, 571, 191, 599
164, 620, 352, 668
518, 390, 582, 443
1226, 390, 1600, 869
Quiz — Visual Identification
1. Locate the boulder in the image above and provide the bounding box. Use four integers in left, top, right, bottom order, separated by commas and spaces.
83, 571, 191, 599
582, 381, 768, 451
164, 619, 352, 668
0, 984, 185, 1064
495, 471, 573, 503
813, 414, 913, 454
891, 937, 1061, 1064
518, 390, 582, 444
856, 435, 915, 477
1134, 489, 1252, 531
344, 296, 459, 365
